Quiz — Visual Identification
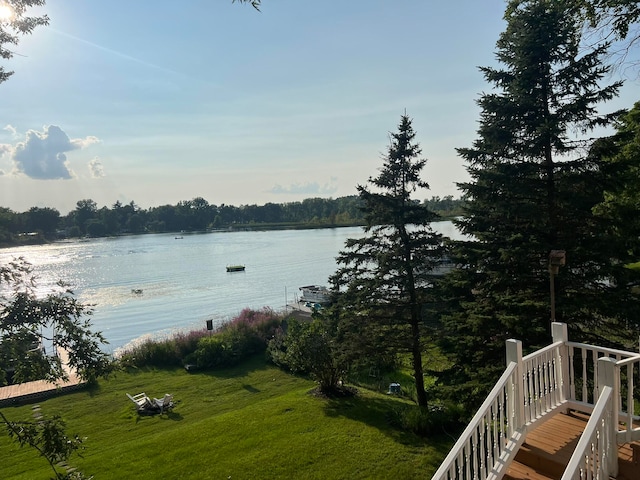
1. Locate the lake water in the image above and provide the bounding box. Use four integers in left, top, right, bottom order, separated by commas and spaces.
0, 222, 460, 353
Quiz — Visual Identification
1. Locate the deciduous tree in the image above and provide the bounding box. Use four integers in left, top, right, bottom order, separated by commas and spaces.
0, 258, 110, 479
25, 207, 60, 237
566, 0, 640, 74
0, 258, 112, 385
233, 0, 262, 10
268, 318, 345, 393
0, 0, 49, 84
1, 408, 90, 480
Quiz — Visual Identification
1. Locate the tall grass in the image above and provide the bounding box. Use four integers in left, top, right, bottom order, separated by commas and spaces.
118, 308, 284, 369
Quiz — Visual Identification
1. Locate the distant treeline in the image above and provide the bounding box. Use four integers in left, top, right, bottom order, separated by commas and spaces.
0, 195, 464, 247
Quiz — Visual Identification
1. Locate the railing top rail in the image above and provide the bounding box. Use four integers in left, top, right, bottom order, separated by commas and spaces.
566, 341, 640, 359
430, 361, 519, 480
522, 340, 563, 363
616, 355, 640, 367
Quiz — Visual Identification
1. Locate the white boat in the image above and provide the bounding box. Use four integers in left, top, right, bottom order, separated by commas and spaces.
299, 285, 331, 304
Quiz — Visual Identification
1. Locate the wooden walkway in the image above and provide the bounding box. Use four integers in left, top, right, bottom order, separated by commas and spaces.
504, 410, 640, 480
0, 347, 85, 407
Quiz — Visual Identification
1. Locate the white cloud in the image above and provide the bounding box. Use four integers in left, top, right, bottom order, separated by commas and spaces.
270, 177, 338, 196
11, 125, 101, 180
72, 135, 101, 149
88, 157, 106, 178
3, 124, 18, 138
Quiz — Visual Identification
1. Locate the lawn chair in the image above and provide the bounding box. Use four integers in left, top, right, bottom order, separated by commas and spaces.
126, 392, 154, 412
153, 394, 174, 413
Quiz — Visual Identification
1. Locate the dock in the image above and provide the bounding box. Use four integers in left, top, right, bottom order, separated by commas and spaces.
0, 347, 86, 407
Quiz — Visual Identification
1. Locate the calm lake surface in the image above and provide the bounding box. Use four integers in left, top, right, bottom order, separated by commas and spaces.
0, 222, 460, 353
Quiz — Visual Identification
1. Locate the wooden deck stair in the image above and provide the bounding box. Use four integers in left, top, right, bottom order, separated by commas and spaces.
430, 325, 640, 480
504, 411, 640, 480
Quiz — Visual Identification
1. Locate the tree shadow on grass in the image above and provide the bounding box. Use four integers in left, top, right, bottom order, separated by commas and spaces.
186, 354, 272, 380
84, 382, 102, 397
322, 393, 426, 447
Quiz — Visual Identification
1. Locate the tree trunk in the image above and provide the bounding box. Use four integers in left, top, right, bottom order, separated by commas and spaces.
411, 315, 428, 407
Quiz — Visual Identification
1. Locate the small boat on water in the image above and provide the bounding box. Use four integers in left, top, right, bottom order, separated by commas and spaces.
299, 285, 331, 304
226, 265, 245, 272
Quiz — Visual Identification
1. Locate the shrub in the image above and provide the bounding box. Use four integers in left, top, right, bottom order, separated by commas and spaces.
187, 335, 232, 368
266, 318, 346, 392
120, 308, 285, 369
387, 402, 465, 437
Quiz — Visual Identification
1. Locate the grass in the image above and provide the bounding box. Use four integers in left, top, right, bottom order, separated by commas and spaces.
0, 355, 453, 479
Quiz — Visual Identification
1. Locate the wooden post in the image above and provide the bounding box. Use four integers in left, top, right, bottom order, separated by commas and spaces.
597, 357, 619, 478
551, 322, 568, 343
506, 339, 524, 431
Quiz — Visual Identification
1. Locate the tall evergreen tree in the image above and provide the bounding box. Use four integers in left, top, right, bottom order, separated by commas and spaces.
571, 101, 640, 334
593, 101, 640, 276
330, 115, 446, 407
437, 0, 633, 406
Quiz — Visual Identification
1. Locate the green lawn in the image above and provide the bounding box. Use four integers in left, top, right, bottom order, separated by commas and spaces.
0, 356, 452, 479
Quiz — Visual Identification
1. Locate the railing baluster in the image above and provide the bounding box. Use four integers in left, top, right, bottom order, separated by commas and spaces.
540, 356, 546, 416
538, 360, 544, 417
478, 421, 486, 480
592, 350, 599, 402
531, 365, 536, 422
543, 350, 551, 412
627, 363, 634, 443
569, 344, 576, 401
523, 369, 529, 424
582, 347, 588, 403
458, 445, 471, 480
481, 414, 488, 480
493, 400, 499, 468
552, 351, 558, 404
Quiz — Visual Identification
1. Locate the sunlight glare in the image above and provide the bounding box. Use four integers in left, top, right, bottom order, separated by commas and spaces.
0, 3, 14, 22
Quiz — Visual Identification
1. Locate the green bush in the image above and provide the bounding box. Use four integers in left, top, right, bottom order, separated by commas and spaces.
387, 402, 465, 436
187, 335, 232, 368
266, 318, 346, 392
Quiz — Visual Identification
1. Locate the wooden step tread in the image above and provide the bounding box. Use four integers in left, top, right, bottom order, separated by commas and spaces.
504, 460, 555, 480
505, 411, 640, 480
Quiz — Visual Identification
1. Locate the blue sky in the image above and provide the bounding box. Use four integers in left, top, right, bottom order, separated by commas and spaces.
0, 1, 637, 215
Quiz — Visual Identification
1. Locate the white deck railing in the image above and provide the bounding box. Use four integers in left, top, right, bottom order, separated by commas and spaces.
521, 339, 566, 423
562, 357, 618, 480
614, 355, 640, 443
430, 361, 520, 480
431, 323, 640, 480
